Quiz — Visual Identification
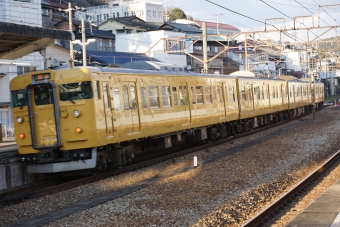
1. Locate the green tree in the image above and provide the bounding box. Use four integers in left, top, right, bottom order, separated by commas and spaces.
169, 7, 187, 21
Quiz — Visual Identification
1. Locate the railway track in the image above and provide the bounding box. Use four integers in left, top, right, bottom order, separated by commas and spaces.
0, 111, 303, 207
242, 148, 340, 227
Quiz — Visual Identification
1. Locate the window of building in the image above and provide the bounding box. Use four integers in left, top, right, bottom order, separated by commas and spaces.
141, 87, 148, 108
117, 12, 120, 17
147, 10, 151, 17
112, 87, 121, 111
149, 86, 159, 108
17, 66, 36, 75
113, 13, 115, 18
153, 10, 156, 17
196, 86, 203, 104
42, 9, 49, 16
158, 11, 162, 18
161, 86, 171, 107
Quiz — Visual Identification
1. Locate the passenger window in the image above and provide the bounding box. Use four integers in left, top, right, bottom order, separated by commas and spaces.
161, 86, 171, 107
290, 87, 292, 97
216, 85, 222, 102
260, 87, 264, 99
248, 87, 253, 100
205, 86, 212, 103
149, 86, 159, 108
103, 84, 110, 109
112, 87, 121, 111
241, 87, 246, 101
141, 87, 148, 108
130, 85, 137, 109
95, 81, 101, 99
172, 87, 178, 106
254, 86, 260, 99
123, 85, 129, 110
179, 85, 188, 105
191, 87, 196, 104
196, 86, 203, 104
229, 86, 235, 102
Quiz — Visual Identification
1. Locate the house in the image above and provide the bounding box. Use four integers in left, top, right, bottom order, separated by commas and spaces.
75, 0, 164, 25
172, 19, 241, 34
41, 0, 68, 28
98, 16, 159, 35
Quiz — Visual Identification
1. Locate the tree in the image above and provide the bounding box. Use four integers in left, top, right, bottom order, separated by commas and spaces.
168, 7, 187, 21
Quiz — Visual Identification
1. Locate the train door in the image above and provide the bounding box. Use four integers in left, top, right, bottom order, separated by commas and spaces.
281, 84, 286, 107
102, 82, 113, 137
179, 82, 191, 124
26, 82, 61, 149
122, 82, 140, 133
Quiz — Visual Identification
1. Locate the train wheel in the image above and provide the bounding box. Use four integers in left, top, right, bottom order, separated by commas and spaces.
234, 122, 242, 134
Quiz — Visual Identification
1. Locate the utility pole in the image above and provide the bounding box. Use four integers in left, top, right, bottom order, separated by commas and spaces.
213, 13, 223, 34
202, 22, 208, 73
308, 54, 315, 120
68, 2, 74, 68
81, 19, 87, 67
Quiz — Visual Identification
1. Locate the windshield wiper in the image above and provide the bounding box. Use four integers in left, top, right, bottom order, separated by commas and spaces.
68, 97, 75, 104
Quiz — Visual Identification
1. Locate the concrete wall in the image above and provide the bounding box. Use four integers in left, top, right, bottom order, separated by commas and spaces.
0, 156, 38, 191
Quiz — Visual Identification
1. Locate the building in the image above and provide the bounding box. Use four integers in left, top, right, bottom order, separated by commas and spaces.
0, 0, 44, 130
98, 16, 159, 35
115, 30, 187, 67
76, 0, 164, 25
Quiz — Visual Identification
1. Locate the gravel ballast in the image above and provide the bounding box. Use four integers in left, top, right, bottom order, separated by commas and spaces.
1, 106, 340, 227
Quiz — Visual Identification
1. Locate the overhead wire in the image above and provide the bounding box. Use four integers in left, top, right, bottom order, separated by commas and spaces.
313, 0, 339, 24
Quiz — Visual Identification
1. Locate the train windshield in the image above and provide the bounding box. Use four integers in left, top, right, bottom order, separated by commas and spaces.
59, 81, 93, 102
11, 89, 27, 108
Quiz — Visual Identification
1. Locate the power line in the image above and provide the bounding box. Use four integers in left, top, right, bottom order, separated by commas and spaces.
313, 0, 339, 24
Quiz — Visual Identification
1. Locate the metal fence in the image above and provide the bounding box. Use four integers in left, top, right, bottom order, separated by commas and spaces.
1, 123, 14, 138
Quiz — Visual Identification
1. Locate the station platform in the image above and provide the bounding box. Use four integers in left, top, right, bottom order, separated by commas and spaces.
0, 137, 17, 153
287, 179, 340, 227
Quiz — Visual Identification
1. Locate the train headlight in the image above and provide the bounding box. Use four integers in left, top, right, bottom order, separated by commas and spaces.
73, 109, 81, 117
16, 116, 24, 123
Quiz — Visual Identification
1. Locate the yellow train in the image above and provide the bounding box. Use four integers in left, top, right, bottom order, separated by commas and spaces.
10, 67, 324, 173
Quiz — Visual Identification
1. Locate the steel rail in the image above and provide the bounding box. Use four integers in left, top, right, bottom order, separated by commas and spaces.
242, 149, 340, 227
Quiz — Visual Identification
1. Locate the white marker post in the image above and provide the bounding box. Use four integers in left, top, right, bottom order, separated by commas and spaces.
194, 156, 198, 168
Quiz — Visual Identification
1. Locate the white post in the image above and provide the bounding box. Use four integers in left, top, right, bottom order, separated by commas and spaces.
81, 19, 87, 67
68, 2, 74, 68
194, 156, 198, 168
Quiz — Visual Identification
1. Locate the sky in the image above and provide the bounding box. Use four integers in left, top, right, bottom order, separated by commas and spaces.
165, 0, 340, 42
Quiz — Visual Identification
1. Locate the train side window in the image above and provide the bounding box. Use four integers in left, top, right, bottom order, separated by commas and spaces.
123, 85, 130, 110
141, 87, 148, 108
172, 87, 178, 106
191, 86, 196, 104
229, 86, 235, 102
149, 86, 159, 108
161, 86, 171, 107
260, 86, 264, 99
196, 86, 203, 104
290, 87, 292, 97
179, 85, 188, 105
272, 86, 276, 98
103, 84, 110, 109
254, 86, 260, 99
241, 87, 246, 101
130, 85, 137, 109
216, 85, 222, 102
205, 86, 212, 103
248, 87, 253, 100
112, 87, 121, 111
95, 81, 101, 99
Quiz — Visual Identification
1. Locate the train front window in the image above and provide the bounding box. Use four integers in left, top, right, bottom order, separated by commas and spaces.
34, 85, 54, 106
11, 89, 27, 108
59, 81, 93, 102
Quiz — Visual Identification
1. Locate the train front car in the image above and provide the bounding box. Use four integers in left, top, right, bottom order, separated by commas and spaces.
10, 67, 98, 173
